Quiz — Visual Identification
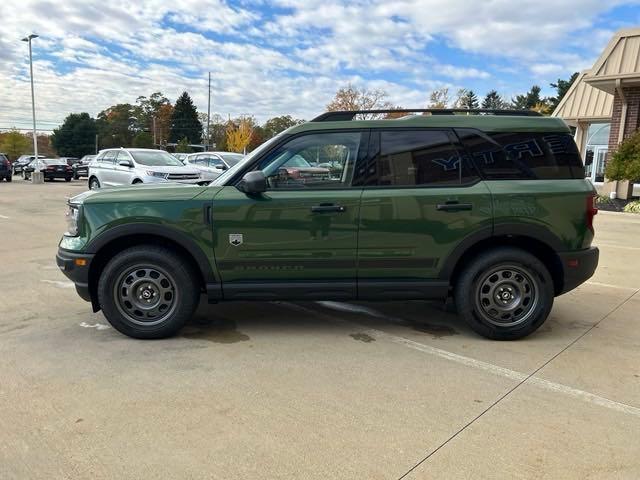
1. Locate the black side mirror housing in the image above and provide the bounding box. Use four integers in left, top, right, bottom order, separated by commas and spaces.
238, 170, 267, 195
118, 160, 133, 168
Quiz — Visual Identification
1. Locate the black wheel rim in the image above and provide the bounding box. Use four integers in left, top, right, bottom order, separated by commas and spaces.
113, 264, 178, 326
474, 264, 538, 327
90, 179, 99, 189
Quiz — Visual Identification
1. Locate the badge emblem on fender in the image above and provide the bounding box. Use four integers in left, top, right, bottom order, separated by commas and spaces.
229, 234, 243, 246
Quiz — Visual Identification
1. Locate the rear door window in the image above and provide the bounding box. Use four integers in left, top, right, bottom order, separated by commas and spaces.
455, 129, 585, 179
354, 129, 478, 187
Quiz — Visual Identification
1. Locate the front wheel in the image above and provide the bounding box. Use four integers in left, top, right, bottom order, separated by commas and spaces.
454, 247, 554, 340
89, 177, 100, 190
97, 245, 200, 339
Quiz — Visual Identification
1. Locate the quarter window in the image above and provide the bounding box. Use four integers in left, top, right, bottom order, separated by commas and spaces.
256, 131, 362, 189
355, 129, 476, 186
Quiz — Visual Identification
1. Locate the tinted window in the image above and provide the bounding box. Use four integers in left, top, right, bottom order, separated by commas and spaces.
257, 131, 362, 189
355, 129, 476, 186
101, 151, 117, 163
456, 129, 584, 179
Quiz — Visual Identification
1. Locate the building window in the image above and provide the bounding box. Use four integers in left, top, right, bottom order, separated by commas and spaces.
584, 123, 610, 183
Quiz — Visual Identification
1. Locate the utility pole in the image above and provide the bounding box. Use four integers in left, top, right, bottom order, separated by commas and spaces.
152, 116, 157, 146
22, 34, 42, 184
95, 134, 98, 154
206, 72, 211, 151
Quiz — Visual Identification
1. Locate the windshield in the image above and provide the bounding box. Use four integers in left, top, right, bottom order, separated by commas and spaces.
220, 153, 244, 166
212, 133, 286, 186
130, 150, 184, 166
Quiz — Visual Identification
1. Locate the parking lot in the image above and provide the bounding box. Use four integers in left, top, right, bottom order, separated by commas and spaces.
1, 180, 639, 479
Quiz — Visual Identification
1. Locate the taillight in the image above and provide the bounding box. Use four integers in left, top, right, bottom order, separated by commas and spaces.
586, 193, 597, 234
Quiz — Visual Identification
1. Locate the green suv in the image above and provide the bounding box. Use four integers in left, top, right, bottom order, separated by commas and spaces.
57, 109, 599, 340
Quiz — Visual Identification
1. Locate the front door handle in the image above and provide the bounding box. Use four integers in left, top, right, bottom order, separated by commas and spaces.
311, 204, 346, 213
436, 202, 473, 212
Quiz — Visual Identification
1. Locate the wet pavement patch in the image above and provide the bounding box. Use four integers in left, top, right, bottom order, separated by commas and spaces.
183, 318, 250, 344
349, 332, 376, 343
412, 322, 457, 338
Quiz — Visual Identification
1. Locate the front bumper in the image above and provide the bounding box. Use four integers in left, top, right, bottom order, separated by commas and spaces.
558, 247, 599, 294
56, 248, 95, 302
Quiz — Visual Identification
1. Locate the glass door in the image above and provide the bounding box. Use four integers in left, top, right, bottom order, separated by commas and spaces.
593, 146, 608, 183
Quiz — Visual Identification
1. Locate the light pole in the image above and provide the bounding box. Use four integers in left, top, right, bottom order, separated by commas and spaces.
206, 72, 211, 151
22, 34, 42, 184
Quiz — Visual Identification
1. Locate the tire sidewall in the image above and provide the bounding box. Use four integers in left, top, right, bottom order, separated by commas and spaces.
98, 246, 199, 339
455, 248, 554, 340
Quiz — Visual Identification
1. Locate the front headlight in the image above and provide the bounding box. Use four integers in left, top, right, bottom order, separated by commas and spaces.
146, 171, 168, 179
65, 203, 81, 236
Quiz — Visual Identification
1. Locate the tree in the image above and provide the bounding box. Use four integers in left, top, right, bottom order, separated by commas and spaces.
0, 129, 31, 160
132, 131, 153, 148
51, 113, 97, 158
96, 103, 136, 148
512, 85, 544, 110
175, 137, 192, 153
326, 84, 394, 119
605, 129, 640, 182
263, 115, 304, 138
456, 89, 479, 109
549, 72, 579, 110
226, 117, 253, 154
155, 103, 173, 146
169, 92, 202, 145
428, 88, 450, 108
481, 90, 509, 110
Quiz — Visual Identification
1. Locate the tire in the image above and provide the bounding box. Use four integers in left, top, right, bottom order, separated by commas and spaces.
454, 247, 554, 340
73, 174, 79, 180
5, 176, 11, 182
97, 245, 200, 339
65, 177, 71, 182
89, 177, 100, 190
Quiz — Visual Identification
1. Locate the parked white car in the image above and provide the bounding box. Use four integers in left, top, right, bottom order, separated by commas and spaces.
183, 151, 244, 181
88, 148, 201, 189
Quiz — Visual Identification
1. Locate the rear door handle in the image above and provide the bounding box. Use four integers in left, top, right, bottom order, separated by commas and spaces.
436, 202, 473, 212
311, 204, 346, 213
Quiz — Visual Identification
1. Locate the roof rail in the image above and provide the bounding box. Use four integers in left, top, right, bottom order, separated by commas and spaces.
311, 109, 542, 122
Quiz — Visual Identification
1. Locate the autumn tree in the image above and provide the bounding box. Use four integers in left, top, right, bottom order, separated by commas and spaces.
226, 117, 253, 154
155, 103, 173, 146
96, 103, 136, 148
169, 92, 202, 145
263, 115, 304, 138
428, 88, 450, 108
0, 129, 31, 160
481, 90, 509, 109
326, 84, 394, 119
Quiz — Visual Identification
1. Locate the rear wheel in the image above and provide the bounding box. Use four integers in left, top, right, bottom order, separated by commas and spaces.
98, 245, 200, 339
65, 177, 71, 182
454, 247, 554, 340
89, 177, 100, 190
6, 176, 11, 182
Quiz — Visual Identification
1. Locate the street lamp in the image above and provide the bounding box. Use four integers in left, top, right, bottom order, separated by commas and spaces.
22, 34, 42, 184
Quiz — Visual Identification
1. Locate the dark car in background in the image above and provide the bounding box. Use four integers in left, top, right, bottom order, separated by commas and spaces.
23, 158, 73, 181
12, 154, 45, 175
0, 153, 11, 182
72, 155, 95, 179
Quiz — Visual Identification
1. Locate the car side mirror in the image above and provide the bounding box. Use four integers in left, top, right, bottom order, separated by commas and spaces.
237, 170, 267, 195
118, 160, 133, 168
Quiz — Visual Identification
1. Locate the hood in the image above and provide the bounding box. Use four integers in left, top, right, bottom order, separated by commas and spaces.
70, 183, 211, 205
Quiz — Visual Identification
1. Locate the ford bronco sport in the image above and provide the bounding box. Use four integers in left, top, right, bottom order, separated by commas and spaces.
57, 109, 598, 340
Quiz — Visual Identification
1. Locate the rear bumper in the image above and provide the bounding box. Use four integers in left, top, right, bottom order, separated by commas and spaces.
44, 171, 72, 179
56, 248, 95, 302
558, 247, 599, 294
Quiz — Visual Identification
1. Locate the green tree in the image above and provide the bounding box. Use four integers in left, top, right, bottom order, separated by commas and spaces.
51, 113, 97, 157
455, 89, 479, 109
549, 72, 579, 110
263, 115, 304, 138
0, 129, 31, 160
481, 90, 509, 109
512, 85, 544, 110
169, 92, 202, 145
132, 131, 153, 148
605, 130, 640, 182
175, 137, 192, 153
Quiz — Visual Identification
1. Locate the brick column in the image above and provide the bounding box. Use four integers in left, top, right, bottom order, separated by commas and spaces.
605, 86, 640, 199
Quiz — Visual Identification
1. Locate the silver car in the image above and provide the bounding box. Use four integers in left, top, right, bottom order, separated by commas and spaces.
88, 148, 201, 190
183, 151, 244, 181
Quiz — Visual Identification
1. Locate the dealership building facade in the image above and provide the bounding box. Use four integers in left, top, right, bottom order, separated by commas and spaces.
552, 28, 640, 198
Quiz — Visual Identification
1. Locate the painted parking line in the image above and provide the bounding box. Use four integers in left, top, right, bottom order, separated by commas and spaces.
585, 281, 639, 291
0, 214, 9, 219
40, 279, 75, 289
596, 242, 640, 251
281, 300, 640, 419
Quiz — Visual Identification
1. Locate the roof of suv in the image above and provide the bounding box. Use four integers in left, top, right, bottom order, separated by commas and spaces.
288, 112, 570, 135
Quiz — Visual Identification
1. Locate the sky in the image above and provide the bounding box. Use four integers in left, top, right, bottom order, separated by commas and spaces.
1, 0, 639, 132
